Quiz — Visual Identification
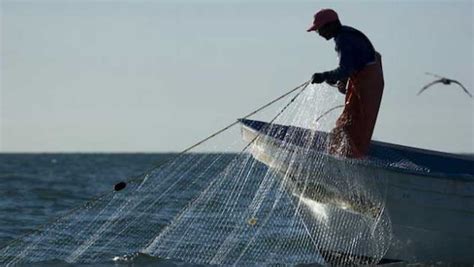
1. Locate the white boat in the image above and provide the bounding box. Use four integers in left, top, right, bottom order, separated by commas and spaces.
239, 118, 474, 265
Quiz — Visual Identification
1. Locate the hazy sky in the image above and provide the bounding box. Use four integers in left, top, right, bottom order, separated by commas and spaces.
1, 0, 473, 153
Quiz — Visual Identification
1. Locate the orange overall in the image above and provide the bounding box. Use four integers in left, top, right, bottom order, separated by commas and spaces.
328, 52, 384, 158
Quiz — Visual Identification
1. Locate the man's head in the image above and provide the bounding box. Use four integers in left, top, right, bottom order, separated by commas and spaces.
307, 9, 341, 40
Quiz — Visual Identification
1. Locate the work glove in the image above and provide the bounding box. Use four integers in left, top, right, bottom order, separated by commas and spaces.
311, 72, 326, 84
337, 79, 348, 94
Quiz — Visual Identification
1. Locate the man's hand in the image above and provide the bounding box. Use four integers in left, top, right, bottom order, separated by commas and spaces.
337, 79, 348, 94
311, 72, 326, 84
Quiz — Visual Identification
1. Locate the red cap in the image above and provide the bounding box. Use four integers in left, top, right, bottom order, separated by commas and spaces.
307, 9, 339, 32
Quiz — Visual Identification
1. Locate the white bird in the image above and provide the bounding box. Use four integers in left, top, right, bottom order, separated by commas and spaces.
418, 73, 472, 98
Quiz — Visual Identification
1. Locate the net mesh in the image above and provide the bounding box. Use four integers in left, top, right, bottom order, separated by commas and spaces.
0, 84, 413, 266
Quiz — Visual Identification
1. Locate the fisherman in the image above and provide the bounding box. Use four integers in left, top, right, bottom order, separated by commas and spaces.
307, 9, 384, 158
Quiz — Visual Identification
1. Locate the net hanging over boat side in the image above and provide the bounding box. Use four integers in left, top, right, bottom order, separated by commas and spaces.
0, 84, 399, 266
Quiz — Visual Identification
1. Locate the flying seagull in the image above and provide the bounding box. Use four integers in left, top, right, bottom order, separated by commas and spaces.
418, 73, 472, 98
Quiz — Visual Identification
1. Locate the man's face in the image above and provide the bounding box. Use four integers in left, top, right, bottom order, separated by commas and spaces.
317, 24, 333, 40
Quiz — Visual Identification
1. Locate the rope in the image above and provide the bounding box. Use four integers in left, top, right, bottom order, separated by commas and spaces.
181, 80, 310, 154
314, 105, 344, 123
122, 80, 310, 186
240, 82, 310, 152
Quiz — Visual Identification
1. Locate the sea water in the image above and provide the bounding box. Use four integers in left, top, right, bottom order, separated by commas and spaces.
0, 153, 194, 266
0, 153, 465, 266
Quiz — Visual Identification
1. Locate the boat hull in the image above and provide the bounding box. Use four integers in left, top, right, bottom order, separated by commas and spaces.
240, 119, 474, 265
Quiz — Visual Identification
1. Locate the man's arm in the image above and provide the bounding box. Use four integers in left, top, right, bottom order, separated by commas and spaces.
323, 38, 355, 83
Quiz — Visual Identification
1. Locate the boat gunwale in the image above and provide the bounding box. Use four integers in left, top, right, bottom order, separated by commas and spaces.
239, 119, 474, 182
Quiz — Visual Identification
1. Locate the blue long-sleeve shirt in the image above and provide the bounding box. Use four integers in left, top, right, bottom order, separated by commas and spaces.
323, 26, 376, 82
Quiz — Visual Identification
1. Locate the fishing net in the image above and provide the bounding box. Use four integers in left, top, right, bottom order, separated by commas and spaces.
0, 83, 397, 266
